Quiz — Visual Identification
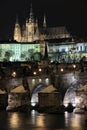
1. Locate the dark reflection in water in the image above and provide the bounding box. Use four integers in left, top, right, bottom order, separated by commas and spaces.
0, 110, 86, 130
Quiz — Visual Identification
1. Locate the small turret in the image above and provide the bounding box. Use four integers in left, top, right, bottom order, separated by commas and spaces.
34, 18, 39, 41
43, 14, 47, 28
14, 16, 21, 42
35, 18, 39, 34
29, 4, 34, 23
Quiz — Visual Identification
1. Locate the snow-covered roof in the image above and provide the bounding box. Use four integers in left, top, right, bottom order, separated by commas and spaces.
40, 85, 57, 93
78, 84, 87, 91
0, 89, 6, 94
11, 85, 27, 93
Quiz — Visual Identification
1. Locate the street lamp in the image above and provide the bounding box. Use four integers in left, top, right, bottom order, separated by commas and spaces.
73, 64, 76, 74
38, 68, 42, 72
60, 68, 64, 72
33, 71, 37, 75
12, 71, 16, 78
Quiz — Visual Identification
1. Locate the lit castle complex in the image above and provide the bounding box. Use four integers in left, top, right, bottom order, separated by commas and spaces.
14, 4, 70, 42
0, 4, 87, 62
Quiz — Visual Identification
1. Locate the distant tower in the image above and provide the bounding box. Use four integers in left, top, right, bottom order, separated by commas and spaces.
35, 18, 39, 31
14, 16, 21, 42
34, 18, 39, 41
43, 14, 47, 28
21, 24, 26, 42
29, 4, 34, 23
25, 3, 35, 42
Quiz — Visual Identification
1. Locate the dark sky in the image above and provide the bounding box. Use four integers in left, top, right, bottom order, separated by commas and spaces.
0, 0, 87, 40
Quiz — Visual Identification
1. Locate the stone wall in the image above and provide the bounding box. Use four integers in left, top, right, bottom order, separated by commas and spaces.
38, 92, 62, 107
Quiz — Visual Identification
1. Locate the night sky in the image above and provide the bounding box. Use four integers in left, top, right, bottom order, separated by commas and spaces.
0, 0, 87, 40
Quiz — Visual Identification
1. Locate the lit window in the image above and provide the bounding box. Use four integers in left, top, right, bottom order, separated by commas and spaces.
32, 79, 35, 84
39, 79, 42, 82
45, 78, 49, 84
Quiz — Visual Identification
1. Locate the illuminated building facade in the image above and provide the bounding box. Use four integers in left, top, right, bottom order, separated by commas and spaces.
47, 39, 87, 63
0, 40, 87, 62
0, 42, 41, 62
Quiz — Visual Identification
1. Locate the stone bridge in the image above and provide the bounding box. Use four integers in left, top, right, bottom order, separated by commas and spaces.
1, 72, 87, 107
26, 72, 87, 107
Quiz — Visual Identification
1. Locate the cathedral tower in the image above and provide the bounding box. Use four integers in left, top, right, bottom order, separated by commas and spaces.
34, 18, 39, 41
25, 3, 35, 42
43, 14, 47, 28
14, 16, 21, 42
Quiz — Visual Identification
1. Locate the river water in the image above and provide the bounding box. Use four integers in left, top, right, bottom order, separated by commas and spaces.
0, 110, 86, 130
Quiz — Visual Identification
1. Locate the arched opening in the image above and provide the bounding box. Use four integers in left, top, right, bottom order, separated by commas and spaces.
31, 83, 47, 107
63, 81, 83, 107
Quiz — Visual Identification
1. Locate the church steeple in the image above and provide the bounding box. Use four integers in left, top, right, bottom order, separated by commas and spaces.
35, 18, 39, 32
14, 16, 21, 42
43, 14, 47, 28
34, 18, 39, 40
29, 4, 34, 23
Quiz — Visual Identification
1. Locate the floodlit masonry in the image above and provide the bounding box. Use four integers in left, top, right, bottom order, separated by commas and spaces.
0, 41, 87, 62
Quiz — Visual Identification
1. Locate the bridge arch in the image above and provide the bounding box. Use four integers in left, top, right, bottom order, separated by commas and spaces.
63, 81, 83, 107
30, 83, 47, 106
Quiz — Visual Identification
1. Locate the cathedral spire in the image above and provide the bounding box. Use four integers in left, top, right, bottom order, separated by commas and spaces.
43, 14, 47, 28
14, 16, 21, 42
29, 3, 34, 23
34, 18, 39, 40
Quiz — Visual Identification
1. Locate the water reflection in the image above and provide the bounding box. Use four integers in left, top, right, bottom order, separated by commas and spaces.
0, 110, 86, 130
65, 111, 69, 127
31, 110, 36, 124
65, 111, 85, 130
9, 113, 20, 128
70, 114, 85, 129
36, 114, 45, 127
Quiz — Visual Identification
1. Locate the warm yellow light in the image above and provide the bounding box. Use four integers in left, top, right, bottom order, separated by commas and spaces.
60, 68, 64, 72
33, 72, 36, 75
73, 64, 76, 69
9, 113, 20, 128
39, 68, 42, 72
12, 71, 16, 77
36, 116, 45, 127
70, 114, 82, 128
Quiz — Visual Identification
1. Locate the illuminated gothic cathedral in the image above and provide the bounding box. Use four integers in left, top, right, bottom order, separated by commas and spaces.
13, 4, 71, 42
